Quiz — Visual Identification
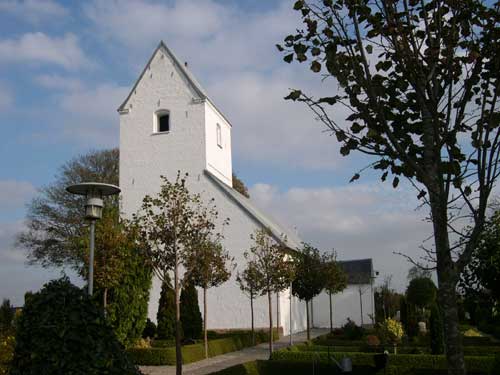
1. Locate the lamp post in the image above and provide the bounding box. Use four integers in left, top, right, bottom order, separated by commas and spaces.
66, 182, 120, 296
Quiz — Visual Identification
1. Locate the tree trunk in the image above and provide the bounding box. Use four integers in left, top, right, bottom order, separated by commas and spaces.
267, 290, 273, 356
306, 299, 310, 341
103, 288, 108, 318
430, 192, 465, 375
203, 286, 208, 359
250, 295, 255, 346
359, 288, 364, 326
276, 292, 280, 339
329, 291, 333, 333
174, 262, 182, 375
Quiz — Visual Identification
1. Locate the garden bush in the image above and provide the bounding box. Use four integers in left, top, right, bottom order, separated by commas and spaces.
429, 304, 444, 354
0, 335, 14, 375
180, 281, 202, 340
10, 278, 140, 375
341, 318, 365, 340
270, 349, 496, 374
142, 318, 157, 339
157, 275, 176, 340
129, 328, 278, 365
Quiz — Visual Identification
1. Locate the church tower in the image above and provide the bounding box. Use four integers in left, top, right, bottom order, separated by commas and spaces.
118, 41, 233, 218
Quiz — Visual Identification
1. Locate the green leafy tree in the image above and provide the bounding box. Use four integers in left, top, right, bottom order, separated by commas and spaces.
430, 304, 445, 354
244, 228, 294, 355
322, 251, 347, 333
0, 300, 14, 336
186, 238, 234, 358
157, 274, 177, 340
10, 278, 139, 375
232, 173, 250, 198
17, 148, 119, 271
292, 243, 325, 340
180, 281, 202, 341
279, 1, 500, 372
406, 277, 437, 309
236, 262, 262, 345
133, 172, 222, 375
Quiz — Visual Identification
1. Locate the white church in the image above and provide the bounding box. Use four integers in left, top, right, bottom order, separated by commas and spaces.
118, 41, 375, 333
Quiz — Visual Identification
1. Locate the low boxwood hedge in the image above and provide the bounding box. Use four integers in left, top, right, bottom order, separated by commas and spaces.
297, 344, 500, 356
129, 329, 279, 365
270, 350, 496, 374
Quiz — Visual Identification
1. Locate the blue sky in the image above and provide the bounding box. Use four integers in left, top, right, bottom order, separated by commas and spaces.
0, 0, 431, 305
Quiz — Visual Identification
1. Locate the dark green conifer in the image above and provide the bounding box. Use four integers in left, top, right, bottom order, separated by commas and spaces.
156, 274, 176, 340
180, 281, 202, 340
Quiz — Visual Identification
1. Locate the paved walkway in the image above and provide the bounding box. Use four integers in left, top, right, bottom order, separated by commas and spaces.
140, 328, 328, 375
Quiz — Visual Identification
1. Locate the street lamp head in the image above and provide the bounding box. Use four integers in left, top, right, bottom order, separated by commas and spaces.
66, 182, 120, 220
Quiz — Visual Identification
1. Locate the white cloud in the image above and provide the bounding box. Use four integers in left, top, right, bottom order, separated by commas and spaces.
0, 32, 91, 70
58, 83, 129, 146
0, 180, 35, 211
249, 181, 432, 292
0, 84, 13, 110
0, 0, 67, 23
35, 74, 83, 91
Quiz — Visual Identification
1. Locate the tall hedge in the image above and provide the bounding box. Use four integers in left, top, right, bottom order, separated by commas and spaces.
430, 304, 445, 355
157, 274, 177, 340
102, 245, 152, 347
10, 278, 140, 375
180, 281, 202, 340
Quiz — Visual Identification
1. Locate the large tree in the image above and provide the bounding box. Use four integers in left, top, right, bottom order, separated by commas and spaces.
186, 238, 234, 358
279, 1, 500, 373
292, 243, 326, 340
244, 228, 294, 355
133, 172, 222, 375
18, 148, 119, 271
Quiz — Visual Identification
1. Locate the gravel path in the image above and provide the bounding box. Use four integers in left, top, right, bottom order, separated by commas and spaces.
140, 328, 328, 375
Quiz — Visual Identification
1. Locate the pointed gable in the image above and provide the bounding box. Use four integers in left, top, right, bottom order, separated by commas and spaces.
117, 41, 232, 128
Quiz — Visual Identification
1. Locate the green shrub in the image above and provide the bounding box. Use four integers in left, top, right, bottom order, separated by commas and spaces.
151, 339, 176, 348
143, 318, 157, 339
270, 349, 495, 374
129, 328, 278, 365
342, 318, 365, 340
0, 335, 14, 375
180, 281, 202, 340
10, 278, 140, 375
0, 300, 14, 336
157, 275, 176, 340
464, 336, 493, 346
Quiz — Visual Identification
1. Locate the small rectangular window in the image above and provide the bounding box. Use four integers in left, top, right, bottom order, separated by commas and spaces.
158, 113, 170, 132
216, 123, 222, 148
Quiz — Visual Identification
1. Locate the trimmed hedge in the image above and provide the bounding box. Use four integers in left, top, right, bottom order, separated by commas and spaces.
270, 350, 496, 374
129, 329, 278, 365
298, 344, 500, 356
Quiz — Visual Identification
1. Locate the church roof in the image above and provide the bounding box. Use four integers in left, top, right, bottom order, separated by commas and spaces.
204, 170, 303, 251
117, 41, 231, 126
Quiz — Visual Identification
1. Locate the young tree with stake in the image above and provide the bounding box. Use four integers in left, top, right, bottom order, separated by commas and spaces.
133, 172, 221, 375
186, 237, 234, 358
244, 228, 294, 355
292, 243, 326, 340
279, 1, 500, 373
236, 261, 262, 346
322, 251, 347, 333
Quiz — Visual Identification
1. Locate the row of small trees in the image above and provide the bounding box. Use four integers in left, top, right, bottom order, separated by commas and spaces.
237, 233, 348, 348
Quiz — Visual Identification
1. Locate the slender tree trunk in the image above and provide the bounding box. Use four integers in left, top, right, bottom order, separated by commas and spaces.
267, 290, 273, 356
311, 298, 314, 328
174, 260, 182, 375
359, 288, 364, 326
250, 295, 255, 346
306, 299, 310, 341
103, 288, 108, 317
329, 291, 333, 333
276, 292, 280, 339
203, 286, 208, 359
